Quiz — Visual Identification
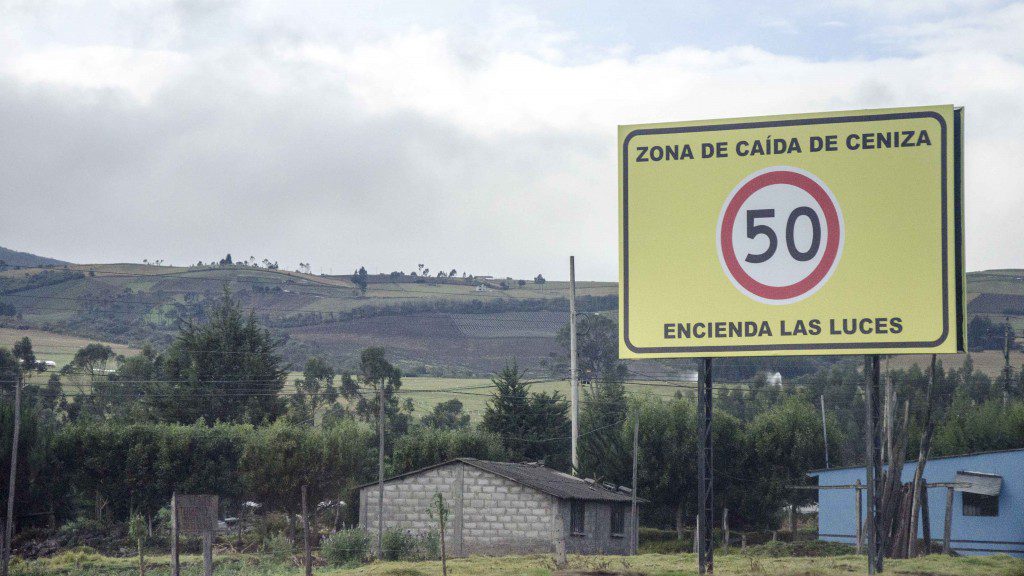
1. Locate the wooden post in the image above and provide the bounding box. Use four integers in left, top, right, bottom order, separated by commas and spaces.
921, 482, 931, 551
1, 368, 22, 576
855, 480, 863, 555
772, 530, 777, 542
693, 516, 699, 554
789, 504, 797, 541
722, 508, 729, 552
630, 413, 640, 556
202, 530, 213, 576
909, 355, 937, 558
741, 534, 746, 550
942, 487, 953, 554
302, 485, 312, 576
377, 382, 385, 560
171, 493, 180, 576
439, 509, 448, 576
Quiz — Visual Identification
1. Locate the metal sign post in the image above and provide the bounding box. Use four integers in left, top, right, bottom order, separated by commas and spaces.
696, 358, 714, 574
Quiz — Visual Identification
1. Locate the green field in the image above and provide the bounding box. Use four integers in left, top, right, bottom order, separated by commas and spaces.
283, 375, 686, 419
0, 327, 140, 370
12, 550, 1023, 576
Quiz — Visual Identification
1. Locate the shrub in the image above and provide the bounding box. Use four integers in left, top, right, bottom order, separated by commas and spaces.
322, 529, 371, 566
264, 533, 293, 562
378, 528, 439, 561
381, 528, 418, 561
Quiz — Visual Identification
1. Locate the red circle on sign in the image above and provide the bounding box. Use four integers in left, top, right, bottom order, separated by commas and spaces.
719, 169, 841, 301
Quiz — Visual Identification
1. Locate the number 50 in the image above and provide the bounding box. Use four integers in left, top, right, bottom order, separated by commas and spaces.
744, 208, 821, 264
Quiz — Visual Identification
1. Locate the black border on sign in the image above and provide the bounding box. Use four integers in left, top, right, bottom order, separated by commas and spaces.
621, 111, 950, 354
953, 107, 967, 353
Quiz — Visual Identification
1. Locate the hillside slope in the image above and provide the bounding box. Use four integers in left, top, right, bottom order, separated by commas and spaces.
1, 258, 1021, 377
0, 245, 68, 268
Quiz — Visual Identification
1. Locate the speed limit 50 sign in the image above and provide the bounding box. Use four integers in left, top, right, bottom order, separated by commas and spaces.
618, 105, 965, 358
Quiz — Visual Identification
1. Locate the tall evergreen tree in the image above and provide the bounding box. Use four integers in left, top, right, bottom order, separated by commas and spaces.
155, 289, 286, 424
482, 363, 570, 470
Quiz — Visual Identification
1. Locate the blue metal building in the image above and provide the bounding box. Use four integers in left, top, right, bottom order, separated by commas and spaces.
810, 447, 1024, 557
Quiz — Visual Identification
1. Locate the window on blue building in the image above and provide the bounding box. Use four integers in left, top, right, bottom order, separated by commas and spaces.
963, 492, 998, 517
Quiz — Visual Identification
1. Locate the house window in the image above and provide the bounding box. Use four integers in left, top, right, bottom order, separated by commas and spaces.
610, 504, 626, 537
570, 501, 586, 535
963, 492, 998, 517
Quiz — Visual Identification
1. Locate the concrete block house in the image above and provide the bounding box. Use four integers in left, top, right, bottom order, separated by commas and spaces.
357, 458, 640, 556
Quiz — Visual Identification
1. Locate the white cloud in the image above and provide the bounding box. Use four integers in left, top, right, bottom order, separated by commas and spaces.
0, 1, 1021, 280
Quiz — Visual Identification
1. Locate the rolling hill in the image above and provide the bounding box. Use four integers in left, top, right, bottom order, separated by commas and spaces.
0, 245, 1021, 379
0, 245, 68, 268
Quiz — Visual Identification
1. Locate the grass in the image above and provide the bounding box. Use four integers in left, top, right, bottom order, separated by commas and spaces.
0, 327, 140, 371
11, 550, 1024, 576
887, 350, 1024, 378
280, 375, 685, 420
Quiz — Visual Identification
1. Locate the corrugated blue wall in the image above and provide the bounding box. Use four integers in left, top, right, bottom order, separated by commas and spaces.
811, 449, 1024, 557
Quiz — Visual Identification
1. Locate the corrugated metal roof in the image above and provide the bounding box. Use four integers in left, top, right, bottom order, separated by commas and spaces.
357, 458, 639, 503
808, 447, 1024, 475
955, 471, 1002, 496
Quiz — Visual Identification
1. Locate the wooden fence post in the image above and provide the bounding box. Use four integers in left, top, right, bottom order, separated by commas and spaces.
722, 508, 729, 552
942, 487, 953, 554
171, 493, 179, 576
855, 480, 863, 555
302, 485, 312, 576
202, 530, 213, 576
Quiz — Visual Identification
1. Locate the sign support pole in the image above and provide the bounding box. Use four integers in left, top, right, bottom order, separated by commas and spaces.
864, 355, 883, 573
697, 358, 714, 574
569, 256, 579, 475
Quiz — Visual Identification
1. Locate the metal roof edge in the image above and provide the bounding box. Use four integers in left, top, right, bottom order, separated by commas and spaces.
809, 446, 1024, 475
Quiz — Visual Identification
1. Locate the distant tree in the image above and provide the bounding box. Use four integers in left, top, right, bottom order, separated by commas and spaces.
422, 268, 430, 277
517, 279, 526, 287
437, 270, 447, 278
352, 266, 369, 295
12, 337, 35, 372
288, 357, 339, 425
555, 314, 626, 383
351, 348, 409, 438
71, 344, 116, 376
219, 254, 233, 266
534, 274, 546, 284
420, 399, 470, 430
449, 269, 457, 278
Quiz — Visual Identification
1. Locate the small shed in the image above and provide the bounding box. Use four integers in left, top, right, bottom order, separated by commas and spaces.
357, 458, 640, 556
811, 448, 1024, 557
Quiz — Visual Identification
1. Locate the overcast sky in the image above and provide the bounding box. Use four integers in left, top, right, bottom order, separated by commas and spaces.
1, 0, 1022, 280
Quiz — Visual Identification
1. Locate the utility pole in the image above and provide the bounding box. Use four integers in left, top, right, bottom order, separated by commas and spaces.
2, 363, 23, 576
569, 256, 579, 475
630, 411, 640, 555
820, 395, 830, 469
377, 383, 385, 560
1004, 319, 1012, 408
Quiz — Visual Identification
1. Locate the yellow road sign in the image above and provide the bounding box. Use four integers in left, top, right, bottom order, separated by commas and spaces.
619, 105, 965, 358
